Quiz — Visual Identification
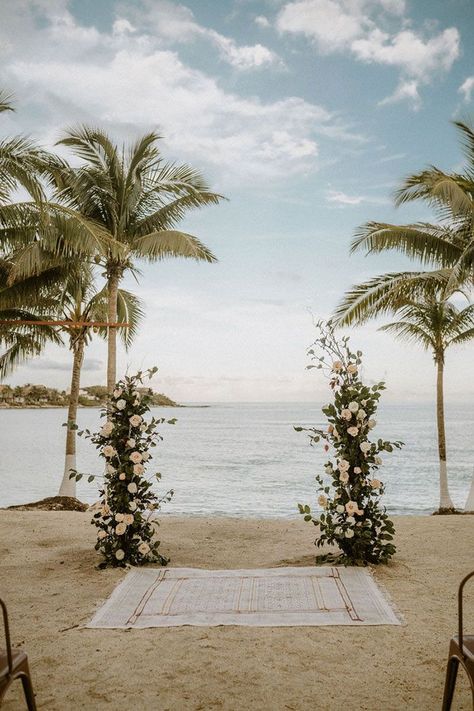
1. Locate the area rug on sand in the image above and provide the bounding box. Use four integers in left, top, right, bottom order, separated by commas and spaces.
87, 566, 402, 628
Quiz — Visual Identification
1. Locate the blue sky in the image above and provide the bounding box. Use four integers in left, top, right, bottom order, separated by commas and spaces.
1, 0, 474, 402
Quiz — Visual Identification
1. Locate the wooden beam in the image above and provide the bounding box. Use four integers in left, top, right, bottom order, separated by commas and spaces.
0, 320, 130, 328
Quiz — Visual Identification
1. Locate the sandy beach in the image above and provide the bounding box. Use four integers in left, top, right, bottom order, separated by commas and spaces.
0, 512, 473, 710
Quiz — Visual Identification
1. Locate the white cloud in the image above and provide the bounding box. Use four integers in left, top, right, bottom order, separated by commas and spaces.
276, 0, 460, 108
255, 15, 271, 28
352, 27, 459, 80
326, 190, 365, 205
0, 3, 362, 184
459, 76, 474, 103
205, 30, 281, 70
376, 152, 406, 163
325, 189, 389, 206
378, 79, 421, 110
277, 0, 365, 51
119, 0, 282, 70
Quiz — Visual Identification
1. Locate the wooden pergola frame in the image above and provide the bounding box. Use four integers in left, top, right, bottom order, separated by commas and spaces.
0, 320, 129, 328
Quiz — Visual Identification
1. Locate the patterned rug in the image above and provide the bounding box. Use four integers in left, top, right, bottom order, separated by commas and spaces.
87, 566, 402, 628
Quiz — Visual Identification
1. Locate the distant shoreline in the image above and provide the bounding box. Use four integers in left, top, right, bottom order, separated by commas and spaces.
0, 403, 210, 409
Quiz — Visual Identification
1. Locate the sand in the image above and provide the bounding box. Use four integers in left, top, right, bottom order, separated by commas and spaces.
0, 512, 473, 710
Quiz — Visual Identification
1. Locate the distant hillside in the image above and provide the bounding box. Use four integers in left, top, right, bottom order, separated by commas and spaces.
0, 384, 180, 408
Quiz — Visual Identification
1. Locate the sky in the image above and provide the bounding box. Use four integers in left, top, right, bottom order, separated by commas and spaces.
1, 0, 474, 403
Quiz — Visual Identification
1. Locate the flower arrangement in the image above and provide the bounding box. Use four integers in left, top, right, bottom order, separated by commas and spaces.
296, 322, 403, 565
71, 367, 175, 568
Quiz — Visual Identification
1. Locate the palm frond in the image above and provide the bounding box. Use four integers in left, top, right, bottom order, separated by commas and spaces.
132, 230, 217, 263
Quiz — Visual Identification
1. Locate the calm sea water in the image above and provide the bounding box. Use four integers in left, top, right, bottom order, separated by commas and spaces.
1, 402, 473, 515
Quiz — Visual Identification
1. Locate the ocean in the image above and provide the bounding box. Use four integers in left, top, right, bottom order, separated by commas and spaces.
1, 402, 473, 515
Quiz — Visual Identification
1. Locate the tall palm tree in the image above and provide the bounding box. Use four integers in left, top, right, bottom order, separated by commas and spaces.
334, 288, 474, 512
0, 261, 142, 497
349, 120, 474, 292
54, 127, 224, 392
55, 267, 143, 497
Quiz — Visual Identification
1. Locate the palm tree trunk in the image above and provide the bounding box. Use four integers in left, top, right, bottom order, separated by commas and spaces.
107, 269, 120, 394
58, 337, 85, 497
436, 356, 455, 511
465, 468, 474, 512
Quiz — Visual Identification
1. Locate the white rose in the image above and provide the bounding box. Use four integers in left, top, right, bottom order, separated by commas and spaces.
346, 516, 355, 524
318, 494, 328, 508
115, 522, 127, 535
345, 529, 355, 538
116, 399, 126, 410
353, 467, 362, 474
360, 442, 371, 454
345, 501, 359, 515
368, 419, 376, 429
347, 426, 359, 437
100, 421, 114, 436
339, 471, 349, 484
113, 388, 123, 399
103, 445, 116, 458
129, 451, 142, 464
336, 504, 344, 513
338, 459, 350, 471
115, 513, 125, 522
133, 463, 144, 475
129, 414, 142, 427
357, 409, 366, 420
129, 500, 137, 511
119, 472, 126, 481
332, 360, 343, 372
106, 464, 116, 474
138, 542, 150, 555
97, 530, 107, 540
341, 409, 352, 421
100, 504, 110, 516
348, 401, 359, 413
124, 514, 134, 525
370, 479, 382, 489
127, 482, 138, 494
127, 438, 136, 448
115, 549, 125, 560
347, 364, 357, 375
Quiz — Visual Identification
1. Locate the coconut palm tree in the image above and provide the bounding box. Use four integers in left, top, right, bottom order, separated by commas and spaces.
0, 91, 59, 204
54, 127, 223, 392
55, 267, 143, 497
349, 120, 474, 292
334, 287, 474, 512
0, 260, 142, 497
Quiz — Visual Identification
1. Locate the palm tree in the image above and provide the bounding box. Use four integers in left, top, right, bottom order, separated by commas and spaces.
0, 259, 63, 378
334, 288, 474, 512
349, 120, 474, 292
54, 127, 224, 392
0, 91, 59, 204
55, 267, 143, 497
0, 261, 142, 497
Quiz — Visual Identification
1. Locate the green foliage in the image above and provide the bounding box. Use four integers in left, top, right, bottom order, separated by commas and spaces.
73, 367, 175, 568
297, 322, 403, 566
